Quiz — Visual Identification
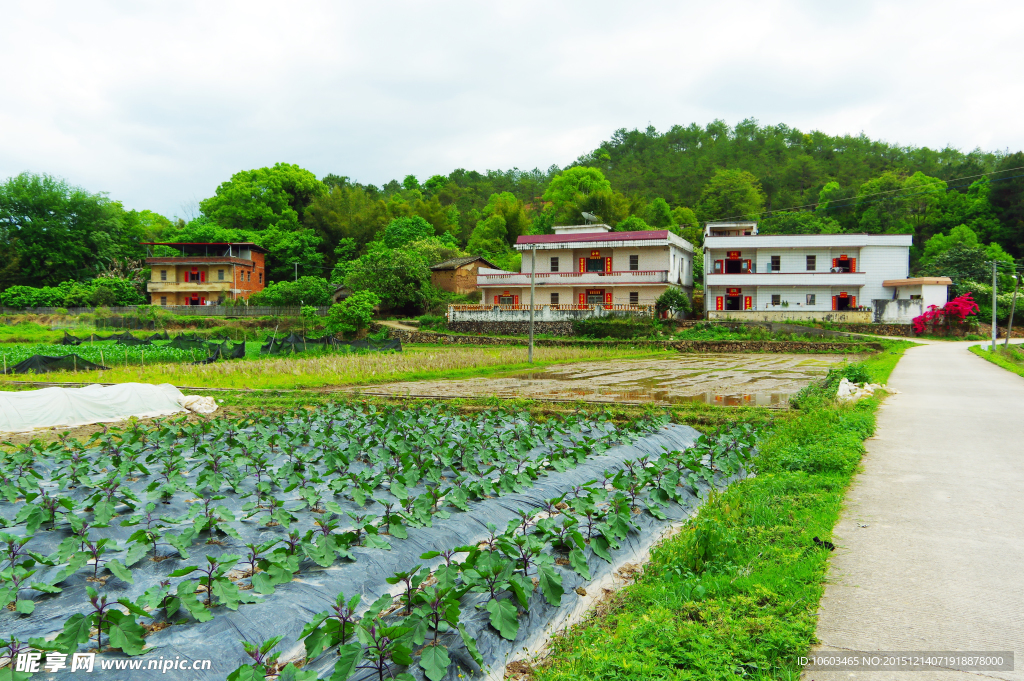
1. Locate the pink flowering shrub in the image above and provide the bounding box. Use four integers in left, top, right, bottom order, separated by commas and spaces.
912, 293, 980, 335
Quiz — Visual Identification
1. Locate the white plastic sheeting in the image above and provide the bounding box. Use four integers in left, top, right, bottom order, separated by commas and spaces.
0, 383, 216, 433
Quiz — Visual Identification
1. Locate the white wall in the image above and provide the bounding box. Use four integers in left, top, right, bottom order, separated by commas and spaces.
858, 245, 909, 302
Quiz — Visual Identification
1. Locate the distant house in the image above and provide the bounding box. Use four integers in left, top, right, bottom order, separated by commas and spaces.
143, 242, 267, 306
477, 224, 694, 308
430, 256, 497, 296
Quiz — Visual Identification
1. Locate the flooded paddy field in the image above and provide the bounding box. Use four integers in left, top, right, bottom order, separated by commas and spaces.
351, 352, 862, 407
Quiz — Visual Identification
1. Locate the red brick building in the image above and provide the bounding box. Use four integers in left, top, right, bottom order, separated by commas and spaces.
143, 242, 267, 305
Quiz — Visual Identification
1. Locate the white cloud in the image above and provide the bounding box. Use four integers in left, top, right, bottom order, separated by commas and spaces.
1, 0, 1022, 217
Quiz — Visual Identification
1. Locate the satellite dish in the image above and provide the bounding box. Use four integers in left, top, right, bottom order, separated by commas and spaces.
581, 212, 598, 224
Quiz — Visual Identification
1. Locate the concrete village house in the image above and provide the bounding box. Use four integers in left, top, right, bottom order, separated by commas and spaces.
461, 224, 693, 320
143, 242, 267, 306
702, 221, 949, 323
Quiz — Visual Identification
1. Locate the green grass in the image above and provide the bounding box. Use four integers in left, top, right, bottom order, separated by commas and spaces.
0, 345, 672, 389
534, 341, 912, 681
969, 343, 1024, 379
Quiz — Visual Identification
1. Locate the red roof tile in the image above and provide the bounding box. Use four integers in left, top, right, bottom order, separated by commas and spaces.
517, 230, 669, 244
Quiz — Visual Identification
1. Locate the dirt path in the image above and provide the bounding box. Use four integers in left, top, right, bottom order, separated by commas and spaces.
808, 341, 1024, 680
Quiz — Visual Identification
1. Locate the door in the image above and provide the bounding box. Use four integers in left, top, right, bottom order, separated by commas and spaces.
837, 292, 850, 311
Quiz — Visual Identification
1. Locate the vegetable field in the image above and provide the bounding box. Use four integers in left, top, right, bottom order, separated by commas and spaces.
0, 403, 755, 680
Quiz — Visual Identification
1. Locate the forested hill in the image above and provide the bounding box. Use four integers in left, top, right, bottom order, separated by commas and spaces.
578, 120, 1004, 215
1, 119, 1023, 305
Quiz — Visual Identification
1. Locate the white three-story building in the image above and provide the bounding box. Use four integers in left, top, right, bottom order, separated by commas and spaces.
703, 221, 943, 323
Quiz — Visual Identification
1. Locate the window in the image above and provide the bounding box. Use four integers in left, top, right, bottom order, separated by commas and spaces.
550, 257, 559, 272
629, 292, 639, 304
160, 296, 167, 306
160, 270, 167, 281
218, 269, 224, 281
586, 258, 603, 272
770, 255, 781, 272
772, 294, 781, 306
499, 295, 514, 305
550, 292, 559, 305
629, 255, 639, 271
910, 294, 922, 300
806, 255, 816, 271
259, 273, 263, 284
806, 294, 816, 305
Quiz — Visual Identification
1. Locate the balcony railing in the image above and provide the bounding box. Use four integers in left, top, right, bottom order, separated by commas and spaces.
449, 303, 655, 313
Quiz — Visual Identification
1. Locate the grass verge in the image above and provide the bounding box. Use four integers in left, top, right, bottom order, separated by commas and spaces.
532, 341, 912, 681
968, 343, 1024, 379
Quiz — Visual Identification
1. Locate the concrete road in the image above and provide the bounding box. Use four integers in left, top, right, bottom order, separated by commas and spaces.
805, 342, 1024, 681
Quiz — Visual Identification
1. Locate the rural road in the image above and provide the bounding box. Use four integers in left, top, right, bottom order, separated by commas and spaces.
807, 341, 1024, 681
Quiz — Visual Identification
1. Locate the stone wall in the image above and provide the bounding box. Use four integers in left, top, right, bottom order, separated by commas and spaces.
376, 325, 882, 352
828, 323, 915, 337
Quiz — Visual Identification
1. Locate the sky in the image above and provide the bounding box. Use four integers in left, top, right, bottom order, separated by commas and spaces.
2, 0, 1023, 219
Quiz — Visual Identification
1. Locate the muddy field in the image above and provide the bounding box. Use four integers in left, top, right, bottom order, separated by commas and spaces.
348, 352, 860, 406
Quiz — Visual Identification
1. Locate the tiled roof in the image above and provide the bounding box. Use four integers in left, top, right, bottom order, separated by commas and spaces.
430, 256, 497, 271
517, 230, 670, 245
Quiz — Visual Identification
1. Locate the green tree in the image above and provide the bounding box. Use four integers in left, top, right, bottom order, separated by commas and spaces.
381, 216, 435, 249
543, 167, 611, 206
695, 169, 765, 222
327, 290, 380, 335
482, 192, 529, 245
402, 175, 420, 191
304, 185, 390, 257
343, 244, 430, 311
644, 198, 673, 228
407, 237, 466, 266
988, 152, 1024, 256
542, 167, 623, 225
254, 227, 324, 282
423, 175, 448, 195
0, 172, 145, 287
248, 276, 333, 306
759, 212, 843, 235
615, 216, 652, 232
856, 172, 913, 234
655, 288, 692, 317
467, 215, 508, 256
200, 163, 326, 232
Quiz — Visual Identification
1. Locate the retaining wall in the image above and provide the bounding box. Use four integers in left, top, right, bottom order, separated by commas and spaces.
375, 326, 882, 353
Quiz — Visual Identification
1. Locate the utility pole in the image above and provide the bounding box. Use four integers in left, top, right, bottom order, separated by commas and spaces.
1005, 272, 1019, 349
528, 245, 536, 363
991, 261, 998, 352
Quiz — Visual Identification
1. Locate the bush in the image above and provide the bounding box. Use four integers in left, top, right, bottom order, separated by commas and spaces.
248, 276, 333, 307
417, 315, 447, 331
327, 290, 380, 335
573, 315, 661, 339
655, 288, 692, 317
0, 278, 145, 308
